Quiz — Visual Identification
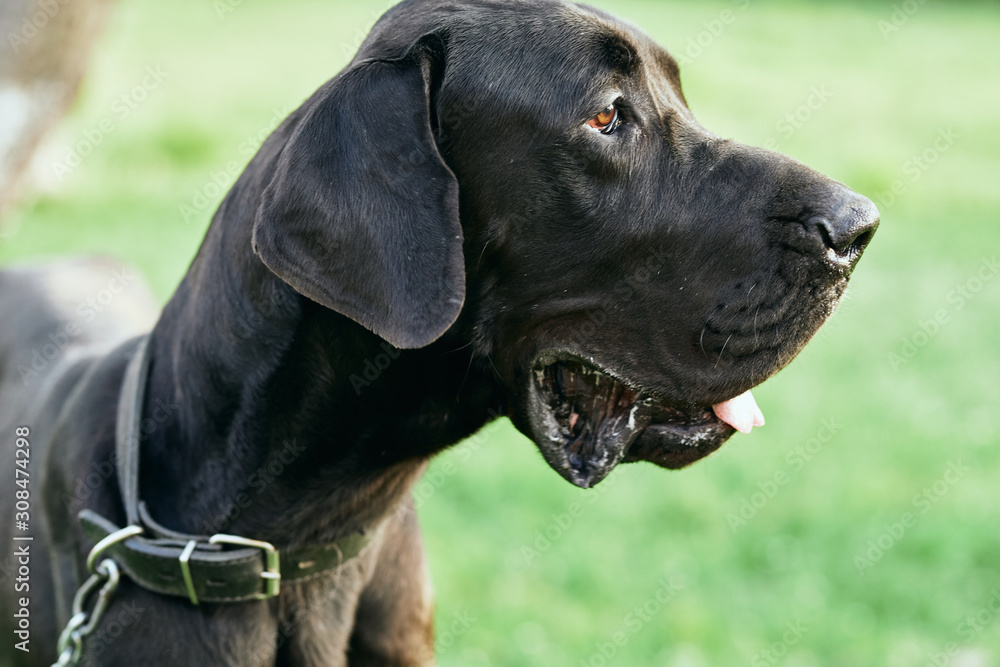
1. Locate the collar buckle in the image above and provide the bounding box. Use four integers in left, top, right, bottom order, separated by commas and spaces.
209, 534, 281, 599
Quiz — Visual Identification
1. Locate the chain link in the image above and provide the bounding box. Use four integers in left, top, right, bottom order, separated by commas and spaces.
51, 559, 121, 667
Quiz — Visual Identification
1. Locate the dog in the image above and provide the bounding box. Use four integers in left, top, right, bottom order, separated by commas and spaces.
0, 0, 879, 664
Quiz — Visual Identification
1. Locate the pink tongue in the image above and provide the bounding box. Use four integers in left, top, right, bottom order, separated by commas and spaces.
712, 390, 766, 434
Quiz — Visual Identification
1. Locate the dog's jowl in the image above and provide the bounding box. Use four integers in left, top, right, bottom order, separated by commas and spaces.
0, 0, 877, 665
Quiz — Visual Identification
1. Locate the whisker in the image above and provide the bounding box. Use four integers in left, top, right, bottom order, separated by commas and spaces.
715, 334, 733, 368
477, 238, 491, 270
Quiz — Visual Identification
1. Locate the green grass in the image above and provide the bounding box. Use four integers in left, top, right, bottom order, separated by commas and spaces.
3, 1, 999, 664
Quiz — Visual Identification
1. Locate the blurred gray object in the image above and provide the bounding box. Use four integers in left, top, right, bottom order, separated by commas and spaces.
0, 0, 116, 216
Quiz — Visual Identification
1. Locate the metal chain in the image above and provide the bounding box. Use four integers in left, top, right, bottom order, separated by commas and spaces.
51, 559, 121, 667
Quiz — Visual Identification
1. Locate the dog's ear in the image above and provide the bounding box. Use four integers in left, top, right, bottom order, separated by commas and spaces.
253, 48, 462, 349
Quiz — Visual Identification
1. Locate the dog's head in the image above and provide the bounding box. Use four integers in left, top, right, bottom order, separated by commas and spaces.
253, 0, 879, 488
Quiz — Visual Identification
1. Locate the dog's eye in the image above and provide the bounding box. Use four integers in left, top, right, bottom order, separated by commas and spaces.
586, 104, 620, 135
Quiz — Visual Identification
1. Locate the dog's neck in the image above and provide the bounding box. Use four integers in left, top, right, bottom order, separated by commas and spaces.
136, 185, 500, 547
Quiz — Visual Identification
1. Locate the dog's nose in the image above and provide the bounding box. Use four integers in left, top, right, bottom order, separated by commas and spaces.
809, 192, 879, 270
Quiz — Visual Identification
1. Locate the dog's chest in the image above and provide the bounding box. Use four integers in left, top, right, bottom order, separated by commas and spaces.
273, 555, 374, 665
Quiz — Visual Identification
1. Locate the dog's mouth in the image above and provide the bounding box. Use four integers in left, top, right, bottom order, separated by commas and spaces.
526, 353, 765, 488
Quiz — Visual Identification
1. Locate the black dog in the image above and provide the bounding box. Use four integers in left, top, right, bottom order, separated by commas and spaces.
0, 0, 878, 664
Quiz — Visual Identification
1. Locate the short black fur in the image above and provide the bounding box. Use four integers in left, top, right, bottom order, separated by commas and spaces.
0, 0, 877, 664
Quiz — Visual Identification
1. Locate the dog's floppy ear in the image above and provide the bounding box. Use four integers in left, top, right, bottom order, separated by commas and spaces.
253, 48, 462, 349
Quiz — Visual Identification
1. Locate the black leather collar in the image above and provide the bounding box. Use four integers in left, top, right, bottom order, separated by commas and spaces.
78, 336, 376, 604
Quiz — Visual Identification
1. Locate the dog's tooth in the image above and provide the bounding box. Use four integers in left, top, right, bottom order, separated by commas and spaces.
615, 381, 628, 413
585, 387, 597, 421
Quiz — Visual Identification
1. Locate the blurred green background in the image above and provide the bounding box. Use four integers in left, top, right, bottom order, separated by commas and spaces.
2, 0, 999, 665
